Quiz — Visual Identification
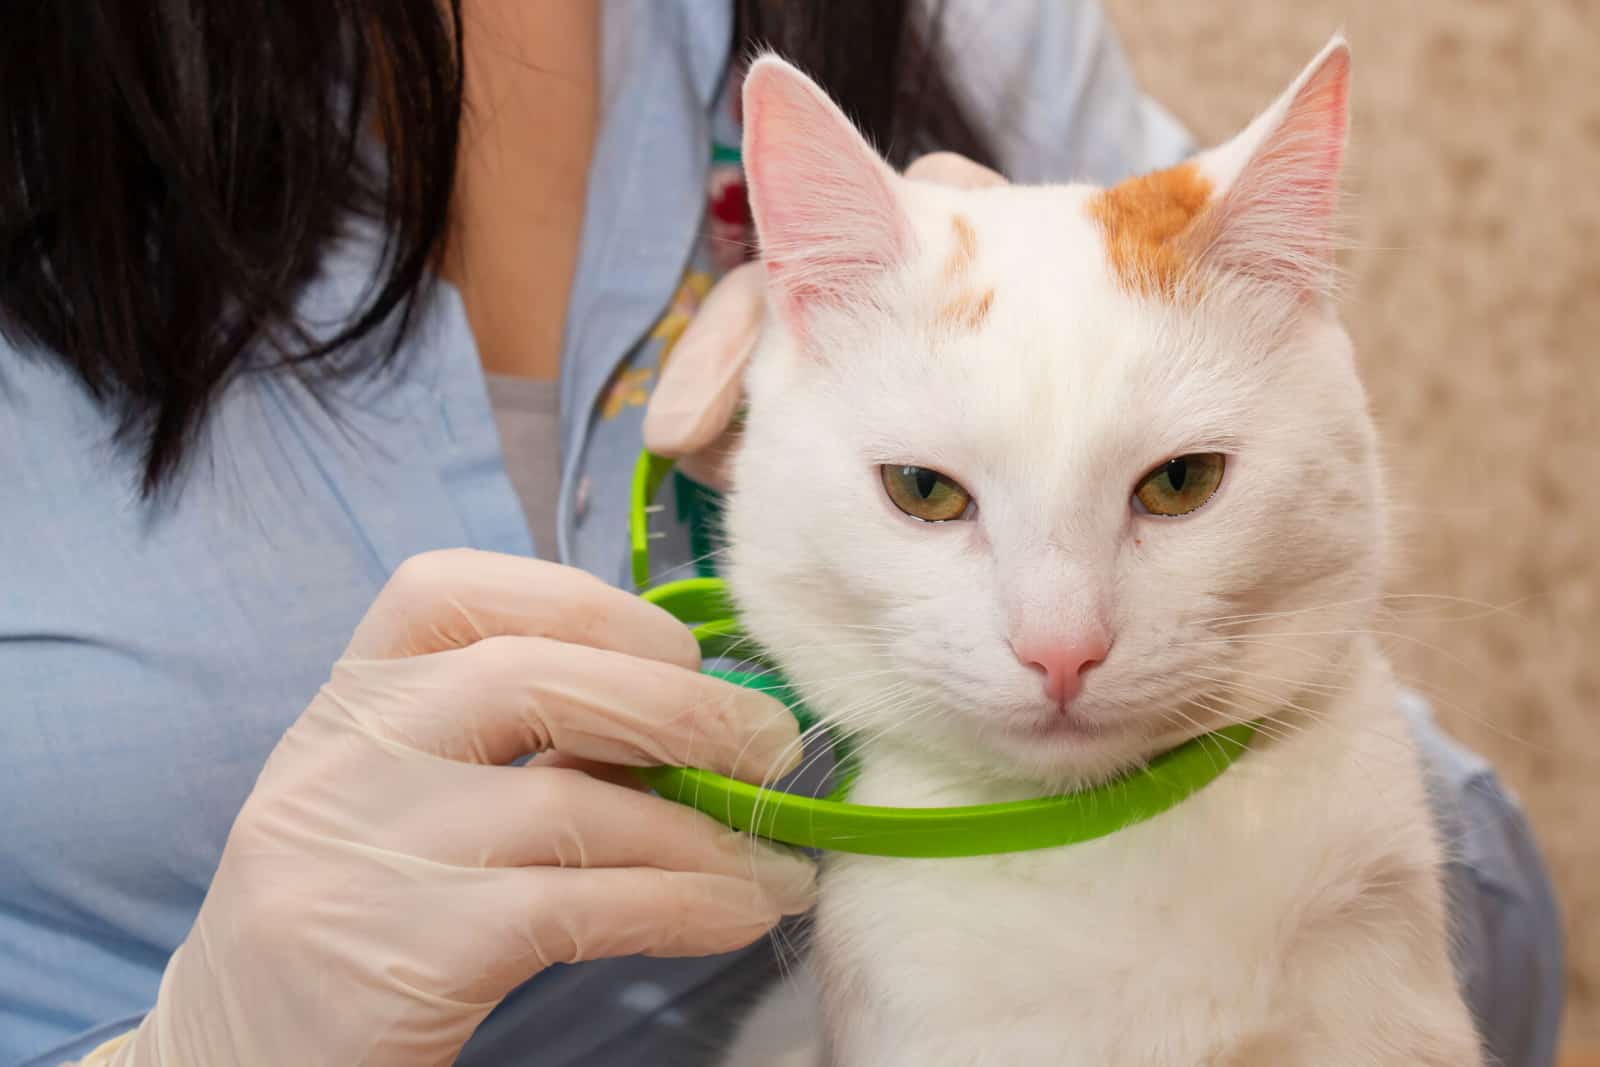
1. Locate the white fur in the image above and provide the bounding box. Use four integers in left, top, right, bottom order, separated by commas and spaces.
718, 42, 1482, 1067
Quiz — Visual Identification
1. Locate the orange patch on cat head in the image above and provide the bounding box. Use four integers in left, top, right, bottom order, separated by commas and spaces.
939, 286, 994, 331
937, 214, 992, 330
1089, 163, 1214, 296
944, 214, 978, 282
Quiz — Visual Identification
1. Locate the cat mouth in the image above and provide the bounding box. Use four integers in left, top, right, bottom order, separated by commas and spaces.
1007, 708, 1127, 742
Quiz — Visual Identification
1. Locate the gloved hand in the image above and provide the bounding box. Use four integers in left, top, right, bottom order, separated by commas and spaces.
81, 549, 814, 1067
643, 151, 1006, 487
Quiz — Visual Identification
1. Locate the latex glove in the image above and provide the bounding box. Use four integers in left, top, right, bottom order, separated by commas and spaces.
82, 550, 814, 1067
643, 152, 1006, 488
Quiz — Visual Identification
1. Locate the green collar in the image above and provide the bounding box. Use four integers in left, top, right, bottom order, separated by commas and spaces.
628, 451, 1255, 858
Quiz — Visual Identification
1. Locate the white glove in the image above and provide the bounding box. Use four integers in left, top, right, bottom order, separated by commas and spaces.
79, 549, 814, 1067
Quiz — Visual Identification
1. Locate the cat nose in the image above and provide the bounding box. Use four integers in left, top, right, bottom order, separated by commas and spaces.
1010, 632, 1111, 707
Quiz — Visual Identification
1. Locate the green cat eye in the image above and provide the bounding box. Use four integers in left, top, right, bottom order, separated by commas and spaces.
881, 465, 972, 522
1135, 453, 1225, 516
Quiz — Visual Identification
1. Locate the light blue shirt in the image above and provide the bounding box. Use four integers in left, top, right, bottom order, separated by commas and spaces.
0, 2, 1562, 1064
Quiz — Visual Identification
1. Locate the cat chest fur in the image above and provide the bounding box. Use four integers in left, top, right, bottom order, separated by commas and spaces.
810, 673, 1469, 1065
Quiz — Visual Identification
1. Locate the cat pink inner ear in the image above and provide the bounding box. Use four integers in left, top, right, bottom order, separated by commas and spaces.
742, 57, 909, 335
1188, 36, 1351, 294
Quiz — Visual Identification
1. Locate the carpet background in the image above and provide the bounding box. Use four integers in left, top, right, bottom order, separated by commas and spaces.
1100, 0, 1600, 1049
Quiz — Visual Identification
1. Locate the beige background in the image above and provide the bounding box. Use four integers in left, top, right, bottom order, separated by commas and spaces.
1100, 0, 1600, 1050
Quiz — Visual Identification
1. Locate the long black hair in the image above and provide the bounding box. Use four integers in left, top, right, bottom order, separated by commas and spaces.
735, 0, 991, 170
0, 2, 988, 495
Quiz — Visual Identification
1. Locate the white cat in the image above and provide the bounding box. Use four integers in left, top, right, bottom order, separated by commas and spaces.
716, 37, 1484, 1067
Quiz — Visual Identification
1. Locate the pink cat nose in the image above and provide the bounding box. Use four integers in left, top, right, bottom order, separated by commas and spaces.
1010, 634, 1111, 707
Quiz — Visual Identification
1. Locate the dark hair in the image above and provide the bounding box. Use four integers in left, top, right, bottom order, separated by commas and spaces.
735, 0, 992, 172
1, 2, 985, 494
0, 2, 462, 494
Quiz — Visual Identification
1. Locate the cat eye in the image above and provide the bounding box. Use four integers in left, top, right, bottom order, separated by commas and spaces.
1134, 453, 1226, 517
881, 465, 973, 522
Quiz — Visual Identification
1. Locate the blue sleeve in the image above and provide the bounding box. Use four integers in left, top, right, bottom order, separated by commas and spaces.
938, 0, 1195, 184
1401, 691, 1565, 1067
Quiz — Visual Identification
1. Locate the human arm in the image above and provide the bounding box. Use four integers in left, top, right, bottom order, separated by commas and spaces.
932, 0, 1193, 183
1401, 693, 1565, 1067
70, 549, 813, 1066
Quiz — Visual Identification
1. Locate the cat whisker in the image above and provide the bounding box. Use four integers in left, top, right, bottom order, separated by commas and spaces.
1194, 590, 1532, 631
1192, 626, 1493, 685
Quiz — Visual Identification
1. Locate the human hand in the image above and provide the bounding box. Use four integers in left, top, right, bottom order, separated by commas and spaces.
92, 550, 814, 1067
643, 152, 1006, 488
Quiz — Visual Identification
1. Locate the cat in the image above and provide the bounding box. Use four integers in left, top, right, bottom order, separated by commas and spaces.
712, 36, 1485, 1067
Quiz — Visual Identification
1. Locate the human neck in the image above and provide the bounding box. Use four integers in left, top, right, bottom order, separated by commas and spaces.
444, 0, 599, 381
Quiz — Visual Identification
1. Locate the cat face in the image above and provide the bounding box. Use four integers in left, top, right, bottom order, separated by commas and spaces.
724, 39, 1385, 787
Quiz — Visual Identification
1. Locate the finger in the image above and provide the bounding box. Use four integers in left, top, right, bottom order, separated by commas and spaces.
394, 764, 816, 893
336, 862, 810, 1007
330, 636, 802, 778
643, 260, 763, 457
516, 866, 814, 968
525, 750, 650, 792
905, 151, 1008, 189
347, 549, 699, 669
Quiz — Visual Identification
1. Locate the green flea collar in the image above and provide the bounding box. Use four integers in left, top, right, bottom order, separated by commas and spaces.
628, 451, 1256, 857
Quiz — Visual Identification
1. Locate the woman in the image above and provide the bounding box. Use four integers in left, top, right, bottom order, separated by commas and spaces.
0, 2, 1563, 1064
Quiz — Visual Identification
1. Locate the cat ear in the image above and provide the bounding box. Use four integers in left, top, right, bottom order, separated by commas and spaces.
1186, 35, 1350, 295
742, 56, 910, 337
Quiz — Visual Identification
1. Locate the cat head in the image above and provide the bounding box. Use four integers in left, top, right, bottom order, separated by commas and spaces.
724, 38, 1384, 788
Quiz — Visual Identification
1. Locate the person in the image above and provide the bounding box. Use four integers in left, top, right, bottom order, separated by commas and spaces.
0, 2, 1563, 1065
